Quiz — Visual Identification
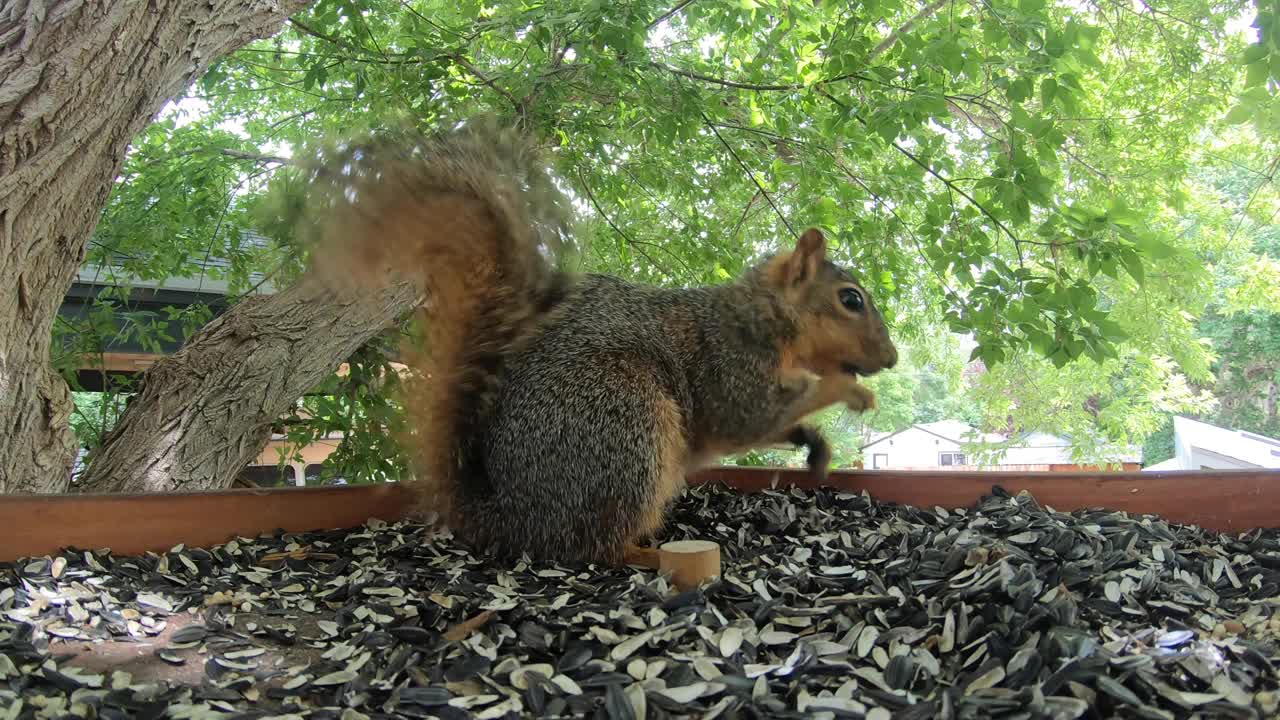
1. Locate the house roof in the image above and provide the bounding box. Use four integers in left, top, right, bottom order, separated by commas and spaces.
1000, 442, 1074, 464
918, 420, 994, 443
1142, 457, 1181, 472
1174, 415, 1280, 469
862, 421, 1142, 463
862, 421, 1002, 450
75, 230, 278, 296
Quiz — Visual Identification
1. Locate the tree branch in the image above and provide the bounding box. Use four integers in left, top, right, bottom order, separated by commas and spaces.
289, 18, 348, 48
0, 0, 313, 493
79, 275, 423, 493
700, 111, 797, 238
575, 167, 687, 281
655, 62, 807, 91
221, 148, 292, 165
729, 190, 763, 242
446, 52, 522, 113
653, 62, 886, 98
869, 0, 951, 60
817, 87, 1026, 266
648, 0, 700, 29
286, 18, 442, 66
892, 136, 1026, 266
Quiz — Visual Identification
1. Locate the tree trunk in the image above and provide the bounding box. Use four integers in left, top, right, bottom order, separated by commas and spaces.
77, 277, 420, 493
1266, 376, 1278, 429
0, 0, 312, 494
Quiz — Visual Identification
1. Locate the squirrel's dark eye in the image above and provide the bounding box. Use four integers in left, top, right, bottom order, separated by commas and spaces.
839, 287, 864, 312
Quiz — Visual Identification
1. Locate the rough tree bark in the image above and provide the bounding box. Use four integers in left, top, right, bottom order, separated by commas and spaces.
77, 277, 420, 493
0, 0, 312, 494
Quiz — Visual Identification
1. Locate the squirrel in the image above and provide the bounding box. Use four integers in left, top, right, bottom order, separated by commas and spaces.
300, 118, 899, 568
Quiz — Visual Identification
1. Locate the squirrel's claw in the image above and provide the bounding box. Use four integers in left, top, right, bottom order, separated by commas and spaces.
846, 384, 877, 412
786, 424, 832, 481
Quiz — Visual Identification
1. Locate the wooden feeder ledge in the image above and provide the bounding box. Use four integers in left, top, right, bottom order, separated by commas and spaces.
0, 467, 1277, 563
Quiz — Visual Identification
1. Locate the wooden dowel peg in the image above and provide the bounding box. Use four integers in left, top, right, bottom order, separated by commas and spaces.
658, 539, 721, 591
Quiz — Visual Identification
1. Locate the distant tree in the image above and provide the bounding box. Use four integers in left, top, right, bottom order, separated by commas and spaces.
1142, 416, 1176, 465
1193, 153, 1280, 438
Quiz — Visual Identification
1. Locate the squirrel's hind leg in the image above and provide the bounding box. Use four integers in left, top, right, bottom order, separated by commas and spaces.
480, 361, 690, 569
617, 393, 688, 566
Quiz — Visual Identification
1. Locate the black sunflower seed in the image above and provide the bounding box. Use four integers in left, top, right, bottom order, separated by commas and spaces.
1, 482, 1275, 720
605, 683, 636, 720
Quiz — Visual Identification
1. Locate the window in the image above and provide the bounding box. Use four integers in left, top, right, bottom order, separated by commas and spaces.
939, 452, 966, 466
872, 453, 889, 469
238, 465, 296, 487
305, 464, 348, 486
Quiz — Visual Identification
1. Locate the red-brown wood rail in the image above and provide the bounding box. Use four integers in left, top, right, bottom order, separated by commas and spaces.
0, 483, 414, 563
0, 468, 1276, 562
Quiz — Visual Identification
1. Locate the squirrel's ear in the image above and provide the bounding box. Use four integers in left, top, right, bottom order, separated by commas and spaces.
778, 228, 826, 287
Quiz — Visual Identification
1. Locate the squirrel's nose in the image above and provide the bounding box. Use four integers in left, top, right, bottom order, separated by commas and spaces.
883, 345, 898, 370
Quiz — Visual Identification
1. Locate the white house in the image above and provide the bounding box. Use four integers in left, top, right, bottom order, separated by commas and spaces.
860, 421, 1002, 470
1000, 431, 1080, 465
861, 421, 1141, 471
1143, 416, 1280, 471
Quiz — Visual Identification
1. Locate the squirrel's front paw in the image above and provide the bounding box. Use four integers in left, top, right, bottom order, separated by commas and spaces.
845, 383, 877, 412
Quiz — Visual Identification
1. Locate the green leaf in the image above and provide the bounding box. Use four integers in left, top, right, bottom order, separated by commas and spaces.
1094, 317, 1128, 342
1246, 58, 1271, 88
1224, 102, 1255, 125
1008, 77, 1031, 103
1243, 43, 1269, 65
817, 196, 839, 226
1040, 77, 1058, 106
1121, 252, 1145, 285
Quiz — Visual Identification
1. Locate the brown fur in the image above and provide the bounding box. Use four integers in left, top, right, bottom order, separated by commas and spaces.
300, 121, 898, 568
637, 395, 688, 541
298, 120, 576, 534
769, 230, 897, 380
317, 193, 515, 530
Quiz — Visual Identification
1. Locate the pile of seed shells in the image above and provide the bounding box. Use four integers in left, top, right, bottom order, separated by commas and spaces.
2, 483, 1279, 720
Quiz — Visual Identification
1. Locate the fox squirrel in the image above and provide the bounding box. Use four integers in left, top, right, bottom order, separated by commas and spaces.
301, 118, 898, 567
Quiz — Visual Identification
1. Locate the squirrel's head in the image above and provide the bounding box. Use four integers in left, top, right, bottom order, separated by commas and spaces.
762, 228, 898, 378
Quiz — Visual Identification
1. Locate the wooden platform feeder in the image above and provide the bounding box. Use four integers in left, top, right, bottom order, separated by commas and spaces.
2, 467, 1277, 564
2, 466, 1278, 692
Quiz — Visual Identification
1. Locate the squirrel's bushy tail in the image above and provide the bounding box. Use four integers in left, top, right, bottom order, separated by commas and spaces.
294, 117, 577, 525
